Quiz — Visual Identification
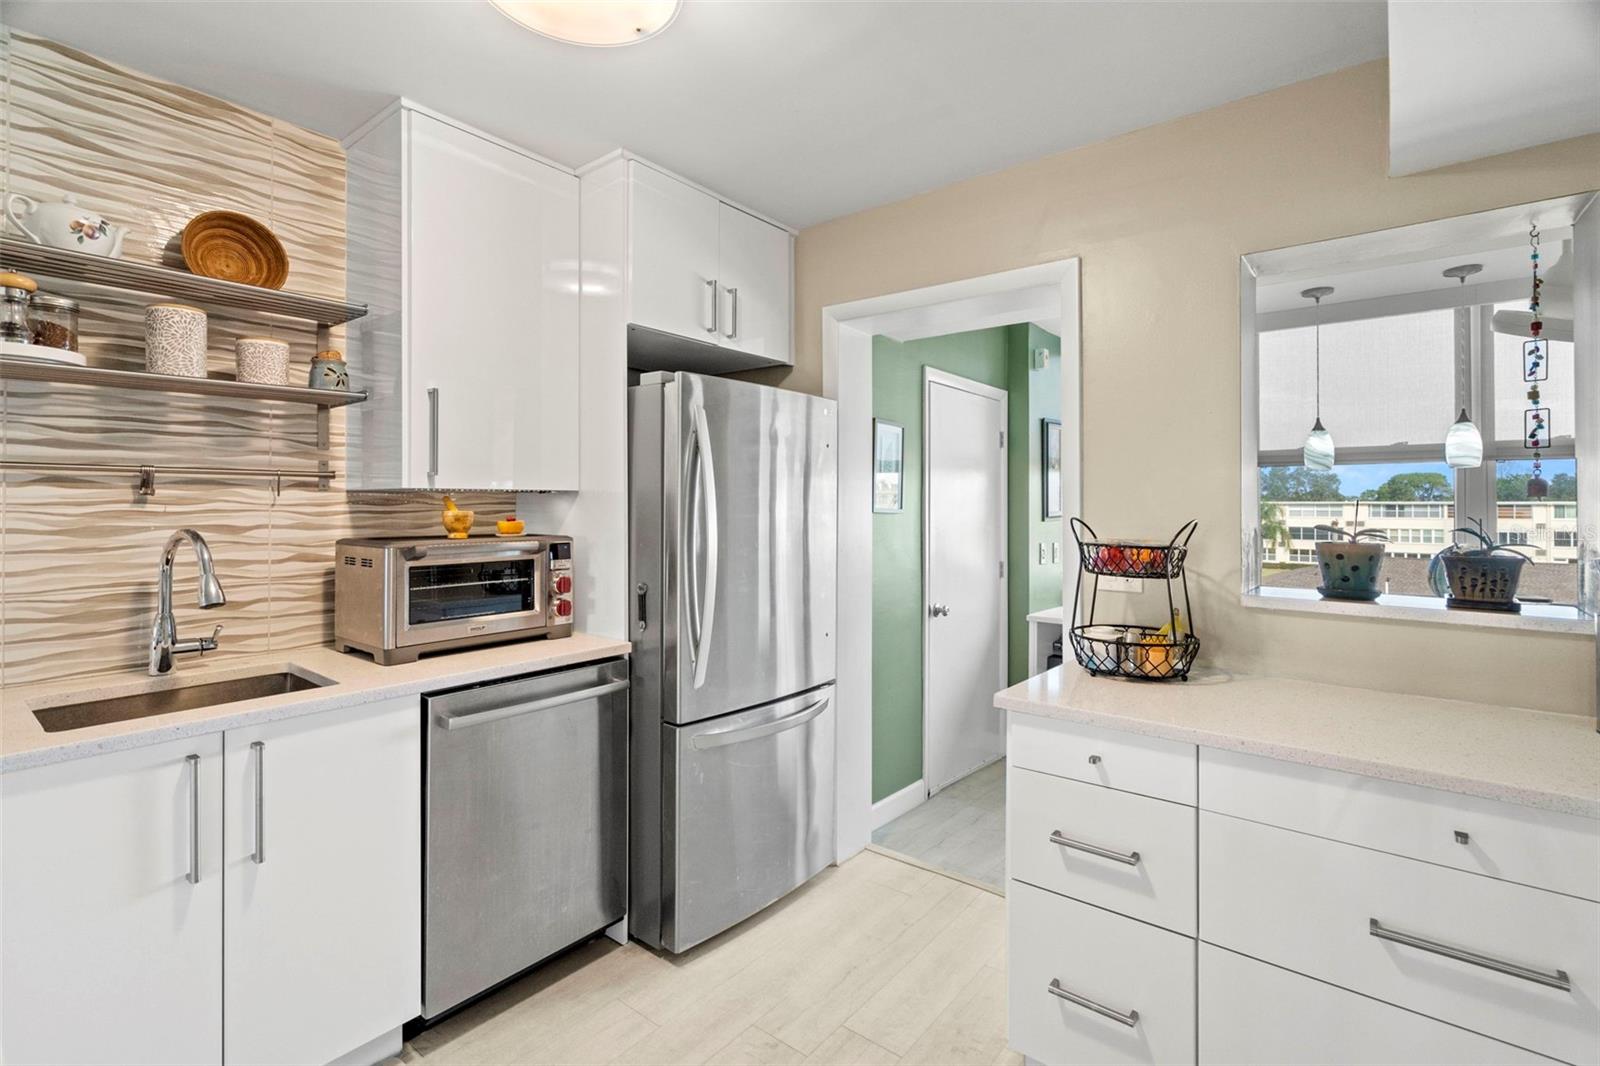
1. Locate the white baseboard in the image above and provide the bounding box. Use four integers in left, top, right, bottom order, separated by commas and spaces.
871, 778, 926, 829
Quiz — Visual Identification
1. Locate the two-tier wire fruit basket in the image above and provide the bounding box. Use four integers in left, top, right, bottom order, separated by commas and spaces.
1067, 518, 1200, 681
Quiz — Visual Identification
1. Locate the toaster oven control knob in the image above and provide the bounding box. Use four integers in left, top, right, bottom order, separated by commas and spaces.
553, 574, 573, 595
555, 598, 573, 618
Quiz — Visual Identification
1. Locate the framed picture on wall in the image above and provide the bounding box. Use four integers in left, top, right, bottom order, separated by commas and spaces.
1042, 418, 1063, 519
873, 419, 905, 513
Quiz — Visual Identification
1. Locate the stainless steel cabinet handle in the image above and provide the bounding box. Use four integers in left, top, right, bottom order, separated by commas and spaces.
1047, 978, 1139, 1027
251, 740, 265, 865
929, 603, 950, 617
1049, 830, 1141, 866
724, 286, 738, 339
426, 386, 440, 479
185, 753, 200, 885
636, 582, 648, 635
690, 692, 831, 750
440, 678, 629, 731
704, 279, 719, 333
1368, 919, 1571, 991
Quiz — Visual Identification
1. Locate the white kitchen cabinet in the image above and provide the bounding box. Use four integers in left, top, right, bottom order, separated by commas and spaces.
588, 155, 794, 373
346, 101, 580, 491
1, 734, 224, 1066
223, 696, 420, 1066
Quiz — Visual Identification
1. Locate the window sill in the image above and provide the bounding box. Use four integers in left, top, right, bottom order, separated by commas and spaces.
1242, 586, 1595, 637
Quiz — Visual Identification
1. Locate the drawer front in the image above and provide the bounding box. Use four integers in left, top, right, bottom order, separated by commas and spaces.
1201, 747, 1600, 901
1200, 811, 1600, 1066
1010, 880, 1195, 1066
1200, 943, 1557, 1065
1009, 766, 1196, 935
1009, 712, 1196, 806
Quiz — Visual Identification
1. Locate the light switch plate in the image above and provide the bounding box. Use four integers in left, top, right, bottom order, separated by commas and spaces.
1099, 575, 1143, 593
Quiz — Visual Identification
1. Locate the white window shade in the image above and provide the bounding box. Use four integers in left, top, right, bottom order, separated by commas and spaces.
1259, 310, 1456, 453
1492, 304, 1575, 451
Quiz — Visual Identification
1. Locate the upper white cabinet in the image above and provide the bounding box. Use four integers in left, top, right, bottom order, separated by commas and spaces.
589, 155, 794, 373
346, 102, 580, 491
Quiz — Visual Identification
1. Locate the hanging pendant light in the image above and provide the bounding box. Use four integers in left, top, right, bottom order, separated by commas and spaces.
1301, 286, 1336, 470
1442, 264, 1484, 469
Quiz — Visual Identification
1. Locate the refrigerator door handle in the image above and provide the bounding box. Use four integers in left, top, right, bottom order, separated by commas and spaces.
688, 402, 720, 689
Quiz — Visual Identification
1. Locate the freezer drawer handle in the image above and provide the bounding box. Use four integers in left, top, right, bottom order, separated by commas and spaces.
1368, 919, 1571, 991
1048, 830, 1141, 866
439, 678, 629, 731
689, 693, 831, 750
1047, 978, 1139, 1027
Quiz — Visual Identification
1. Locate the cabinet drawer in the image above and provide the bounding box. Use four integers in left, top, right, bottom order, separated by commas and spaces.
1009, 880, 1195, 1066
1199, 943, 1557, 1065
1201, 747, 1600, 901
1009, 766, 1196, 935
1200, 811, 1600, 1066
1009, 712, 1196, 806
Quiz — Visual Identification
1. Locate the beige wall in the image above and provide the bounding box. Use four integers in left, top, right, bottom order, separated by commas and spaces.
775, 60, 1600, 716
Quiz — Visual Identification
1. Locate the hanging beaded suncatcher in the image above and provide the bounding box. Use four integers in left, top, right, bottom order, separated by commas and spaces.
1524, 226, 1552, 498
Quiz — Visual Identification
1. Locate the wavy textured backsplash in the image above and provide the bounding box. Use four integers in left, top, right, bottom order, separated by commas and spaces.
1, 31, 516, 686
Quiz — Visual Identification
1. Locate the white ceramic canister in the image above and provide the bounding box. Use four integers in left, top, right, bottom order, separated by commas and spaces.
235, 336, 290, 385
144, 303, 207, 377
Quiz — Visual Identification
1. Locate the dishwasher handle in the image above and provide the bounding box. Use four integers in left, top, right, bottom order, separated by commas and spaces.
438, 678, 629, 731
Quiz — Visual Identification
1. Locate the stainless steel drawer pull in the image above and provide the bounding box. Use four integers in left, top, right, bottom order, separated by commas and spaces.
186, 753, 200, 885
1368, 919, 1571, 991
426, 386, 440, 479
1047, 978, 1139, 1027
1049, 829, 1141, 866
439, 678, 629, 731
251, 740, 266, 864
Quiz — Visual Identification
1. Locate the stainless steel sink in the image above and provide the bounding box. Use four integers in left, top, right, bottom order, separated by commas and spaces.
33, 672, 330, 733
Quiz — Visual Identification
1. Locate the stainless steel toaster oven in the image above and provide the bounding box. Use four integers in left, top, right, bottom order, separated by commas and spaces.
333, 535, 573, 664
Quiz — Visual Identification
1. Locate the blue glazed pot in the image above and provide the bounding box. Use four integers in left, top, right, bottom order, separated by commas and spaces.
1316, 541, 1386, 601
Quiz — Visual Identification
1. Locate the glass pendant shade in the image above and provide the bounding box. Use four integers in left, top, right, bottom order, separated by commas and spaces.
1444, 408, 1483, 469
1302, 418, 1335, 471
489, 0, 680, 46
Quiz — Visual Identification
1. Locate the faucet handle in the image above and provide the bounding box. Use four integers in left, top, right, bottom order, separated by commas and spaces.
200, 624, 224, 653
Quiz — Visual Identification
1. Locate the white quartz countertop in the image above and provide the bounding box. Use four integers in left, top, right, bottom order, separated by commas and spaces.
0, 634, 631, 773
996, 666, 1600, 819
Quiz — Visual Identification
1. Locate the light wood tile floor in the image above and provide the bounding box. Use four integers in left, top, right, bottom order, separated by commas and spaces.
871, 761, 1005, 892
391, 850, 1017, 1066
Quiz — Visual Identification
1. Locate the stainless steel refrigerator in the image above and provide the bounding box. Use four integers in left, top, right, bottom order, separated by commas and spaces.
629, 370, 837, 953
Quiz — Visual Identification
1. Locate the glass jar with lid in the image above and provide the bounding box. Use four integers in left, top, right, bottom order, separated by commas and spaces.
29, 293, 80, 351
0, 271, 38, 343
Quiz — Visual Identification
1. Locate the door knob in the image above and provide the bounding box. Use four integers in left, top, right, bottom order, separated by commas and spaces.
929, 603, 950, 617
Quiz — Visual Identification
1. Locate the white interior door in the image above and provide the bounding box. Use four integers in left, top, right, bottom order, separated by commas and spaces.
923, 369, 1007, 796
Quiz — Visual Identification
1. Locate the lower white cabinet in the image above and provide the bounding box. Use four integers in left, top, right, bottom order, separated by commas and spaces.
1199, 943, 1557, 1065
0, 697, 421, 1066
1, 734, 224, 1066
223, 697, 420, 1065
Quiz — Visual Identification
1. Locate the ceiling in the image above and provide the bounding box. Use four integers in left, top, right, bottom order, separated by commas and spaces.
4, 0, 1387, 228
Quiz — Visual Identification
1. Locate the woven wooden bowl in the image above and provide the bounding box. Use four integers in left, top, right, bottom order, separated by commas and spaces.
180, 211, 289, 289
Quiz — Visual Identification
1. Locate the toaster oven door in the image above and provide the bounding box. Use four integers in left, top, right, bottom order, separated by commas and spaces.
396, 544, 546, 648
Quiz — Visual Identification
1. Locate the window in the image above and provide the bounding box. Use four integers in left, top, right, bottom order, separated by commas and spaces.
1554, 504, 1577, 519
1498, 531, 1530, 546
1289, 548, 1316, 563
1555, 531, 1576, 548
1498, 504, 1533, 520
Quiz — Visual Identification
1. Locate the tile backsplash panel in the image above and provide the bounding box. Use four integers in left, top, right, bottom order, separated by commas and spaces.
0, 32, 515, 686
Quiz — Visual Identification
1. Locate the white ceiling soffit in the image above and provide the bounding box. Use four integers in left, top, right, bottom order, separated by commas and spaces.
4, 1, 1386, 228
1388, 0, 1600, 177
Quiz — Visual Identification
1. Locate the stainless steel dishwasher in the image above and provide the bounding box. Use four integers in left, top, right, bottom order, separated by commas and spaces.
422, 657, 628, 1021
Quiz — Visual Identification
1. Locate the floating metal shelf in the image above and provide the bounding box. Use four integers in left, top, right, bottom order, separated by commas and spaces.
0, 238, 367, 327
0, 356, 368, 408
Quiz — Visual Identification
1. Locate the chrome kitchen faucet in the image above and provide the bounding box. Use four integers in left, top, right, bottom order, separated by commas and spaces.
148, 528, 226, 675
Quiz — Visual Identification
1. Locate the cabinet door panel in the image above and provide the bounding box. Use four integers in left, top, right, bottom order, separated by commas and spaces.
223, 698, 421, 1065
407, 111, 578, 490
629, 161, 720, 343
717, 202, 791, 364
1, 735, 223, 1066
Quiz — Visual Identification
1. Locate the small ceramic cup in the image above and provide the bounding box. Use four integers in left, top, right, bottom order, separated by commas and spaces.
144, 303, 207, 377
308, 349, 349, 390
235, 336, 290, 385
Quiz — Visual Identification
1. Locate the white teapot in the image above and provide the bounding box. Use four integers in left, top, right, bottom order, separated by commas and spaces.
5, 193, 127, 258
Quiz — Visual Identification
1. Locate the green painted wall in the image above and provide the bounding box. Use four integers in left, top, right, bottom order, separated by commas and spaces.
870, 325, 1062, 804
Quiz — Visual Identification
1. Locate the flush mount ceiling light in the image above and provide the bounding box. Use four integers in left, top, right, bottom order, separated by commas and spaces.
488, 0, 681, 46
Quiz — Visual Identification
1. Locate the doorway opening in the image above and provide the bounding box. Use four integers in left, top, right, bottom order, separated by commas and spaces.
823, 262, 1081, 890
